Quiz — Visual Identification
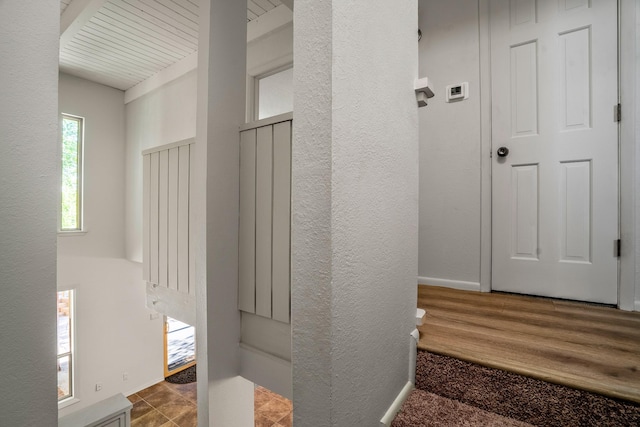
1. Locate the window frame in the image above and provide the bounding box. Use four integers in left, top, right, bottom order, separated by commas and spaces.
253, 64, 294, 121
57, 288, 77, 408
59, 113, 85, 233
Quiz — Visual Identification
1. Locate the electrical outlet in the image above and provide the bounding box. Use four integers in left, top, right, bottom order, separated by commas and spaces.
123, 372, 129, 381
445, 82, 469, 102
95, 383, 103, 392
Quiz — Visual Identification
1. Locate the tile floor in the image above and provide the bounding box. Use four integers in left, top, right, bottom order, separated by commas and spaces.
128, 382, 292, 427
128, 381, 197, 427
254, 386, 292, 427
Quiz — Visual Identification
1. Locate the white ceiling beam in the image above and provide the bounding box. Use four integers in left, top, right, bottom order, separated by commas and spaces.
280, 0, 293, 11
60, 0, 109, 50
124, 50, 198, 103
247, 4, 293, 43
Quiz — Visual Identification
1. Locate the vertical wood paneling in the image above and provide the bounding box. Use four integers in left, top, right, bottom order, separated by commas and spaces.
168, 147, 179, 291
188, 144, 196, 296
239, 129, 257, 313
255, 126, 273, 318
561, 161, 591, 263
272, 122, 291, 323
560, 27, 591, 131
511, 41, 538, 137
158, 149, 169, 288
178, 145, 190, 294
142, 154, 150, 281
511, 164, 539, 259
510, 0, 536, 26
149, 152, 160, 284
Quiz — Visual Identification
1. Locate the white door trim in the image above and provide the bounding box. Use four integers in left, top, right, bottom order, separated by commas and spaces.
478, 0, 638, 309
479, 0, 492, 293
618, 0, 639, 311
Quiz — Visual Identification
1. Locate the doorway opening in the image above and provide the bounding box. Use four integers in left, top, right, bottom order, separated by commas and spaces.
164, 316, 196, 378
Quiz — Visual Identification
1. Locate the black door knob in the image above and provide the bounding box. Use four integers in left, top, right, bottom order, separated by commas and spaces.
497, 147, 509, 158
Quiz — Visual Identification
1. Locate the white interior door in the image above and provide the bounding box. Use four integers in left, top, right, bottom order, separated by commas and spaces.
491, 0, 618, 304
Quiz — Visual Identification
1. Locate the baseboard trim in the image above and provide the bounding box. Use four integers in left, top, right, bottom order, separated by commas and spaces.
634, 300, 640, 312
380, 381, 414, 426
125, 376, 165, 397
239, 343, 292, 400
417, 277, 481, 292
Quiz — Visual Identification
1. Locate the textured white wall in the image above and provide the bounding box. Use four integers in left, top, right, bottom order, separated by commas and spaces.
0, 1, 59, 425
418, 0, 483, 287
292, 1, 419, 425
58, 75, 164, 417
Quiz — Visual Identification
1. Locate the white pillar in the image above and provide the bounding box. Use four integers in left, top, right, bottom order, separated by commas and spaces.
0, 1, 59, 425
195, 0, 253, 425
292, 0, 419, 425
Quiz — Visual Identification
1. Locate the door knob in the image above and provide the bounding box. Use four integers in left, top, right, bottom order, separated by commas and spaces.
497, 147, 509, 158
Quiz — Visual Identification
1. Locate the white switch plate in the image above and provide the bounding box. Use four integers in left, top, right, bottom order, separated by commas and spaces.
446, 82, 469, 102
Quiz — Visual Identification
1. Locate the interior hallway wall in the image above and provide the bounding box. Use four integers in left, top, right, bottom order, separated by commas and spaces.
0, 1, 59, 424
418, 0, 483, 289
292, 0, 419, 424
58, 73, 163, 417
125, 22, 293, 264
125, 70, 198, 264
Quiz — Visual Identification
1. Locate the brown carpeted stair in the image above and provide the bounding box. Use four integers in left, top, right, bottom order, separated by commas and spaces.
393, 390, 533, 427
392, 351, 640, 426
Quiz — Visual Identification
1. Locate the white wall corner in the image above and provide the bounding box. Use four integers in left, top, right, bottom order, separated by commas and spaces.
379, 382, 414, 427
409, 328, 420, 386
247, 5, 293, 43
60, 0, 109, 49
418, 277, 481, 292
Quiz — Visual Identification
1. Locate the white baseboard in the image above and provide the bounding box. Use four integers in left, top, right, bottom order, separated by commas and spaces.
417, 277, 481, 292
379, 381, 414, 426
635, 300, 640, 312
125, 376, 165, 397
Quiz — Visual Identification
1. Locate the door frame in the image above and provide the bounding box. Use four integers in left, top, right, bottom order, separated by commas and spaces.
164, 316, 196, 378
477, 0, 638, 310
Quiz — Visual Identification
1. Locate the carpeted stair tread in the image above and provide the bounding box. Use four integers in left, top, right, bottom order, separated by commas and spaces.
392, 389, 534, 427
415, 351, 640, 426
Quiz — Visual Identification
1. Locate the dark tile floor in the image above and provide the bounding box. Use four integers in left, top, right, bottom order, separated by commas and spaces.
128, 382, 292, 427
254, 386, 292, 427
128, 381, 197, 427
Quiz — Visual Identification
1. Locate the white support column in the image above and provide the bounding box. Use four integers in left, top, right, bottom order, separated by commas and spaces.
292, 1, 419, 425
195, 0, 253, 426
0, 0, 59, 425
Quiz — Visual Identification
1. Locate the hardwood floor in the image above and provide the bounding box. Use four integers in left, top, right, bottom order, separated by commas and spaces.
417, 285, 640, 403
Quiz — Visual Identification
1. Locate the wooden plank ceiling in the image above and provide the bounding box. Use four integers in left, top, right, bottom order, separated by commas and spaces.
59, 0, 283, 91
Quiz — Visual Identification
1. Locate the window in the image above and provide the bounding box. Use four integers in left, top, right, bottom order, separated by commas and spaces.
60, 114, 83, 231
256, 66, 293, 120
57, 290, 74, 402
